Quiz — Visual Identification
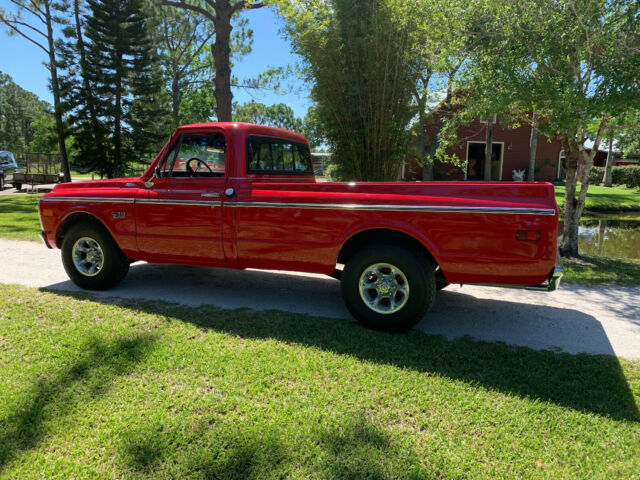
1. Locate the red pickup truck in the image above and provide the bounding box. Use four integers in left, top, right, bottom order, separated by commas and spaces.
39, 123, 562, 331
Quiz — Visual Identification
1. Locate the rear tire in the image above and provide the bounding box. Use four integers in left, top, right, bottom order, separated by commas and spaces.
341, 243, 436, 332
0, 175, 4, 190
61, 222, 129, 290
13, 182, 21, 191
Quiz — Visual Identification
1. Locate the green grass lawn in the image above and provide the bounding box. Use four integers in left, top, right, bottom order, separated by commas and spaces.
0, 194, 42, 242
0, 284, 638, 479
554, 183, 640, 212
562, 254, 640, 286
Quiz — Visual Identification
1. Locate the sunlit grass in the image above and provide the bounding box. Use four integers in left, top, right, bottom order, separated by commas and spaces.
554, 183, 640, 212
562, 254, 640, 286
0, 194, 42, 242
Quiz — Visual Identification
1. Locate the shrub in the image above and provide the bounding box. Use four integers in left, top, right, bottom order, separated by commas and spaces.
324, 163, 343, 181
588, 166, 605, 184
588, 165, 640, 188
614, 166, 640, 188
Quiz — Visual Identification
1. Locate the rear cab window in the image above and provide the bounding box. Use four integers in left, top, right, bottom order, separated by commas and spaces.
247, 136, 312, 175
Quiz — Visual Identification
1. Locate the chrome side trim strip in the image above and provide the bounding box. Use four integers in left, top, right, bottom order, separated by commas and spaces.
39, 196, 135, 203
39, 197, 554, 215
226, 201, 556, 215
38, 196, 221, 207
137, 198, 221, 207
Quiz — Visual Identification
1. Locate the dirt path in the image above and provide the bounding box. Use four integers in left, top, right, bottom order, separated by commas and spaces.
1, 238, 638, 359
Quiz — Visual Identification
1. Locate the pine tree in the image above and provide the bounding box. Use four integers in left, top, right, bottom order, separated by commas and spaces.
68, 0, 166, 177
58, 0, 107, 175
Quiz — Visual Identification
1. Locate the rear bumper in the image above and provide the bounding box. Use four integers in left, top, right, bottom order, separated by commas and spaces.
527, 250, 563, 292
525, 261, 563, 292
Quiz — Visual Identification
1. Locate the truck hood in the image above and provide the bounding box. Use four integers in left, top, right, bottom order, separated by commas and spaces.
51, 178, 142, 191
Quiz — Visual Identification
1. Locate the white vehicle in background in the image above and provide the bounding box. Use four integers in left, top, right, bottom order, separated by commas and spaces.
0, 151, 19, 190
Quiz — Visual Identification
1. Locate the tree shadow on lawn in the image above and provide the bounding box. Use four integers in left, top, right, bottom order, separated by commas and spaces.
0, 199, 40, 216
44, 289, 640, 424
0, 333, 156, 471
120, 411, 426, 479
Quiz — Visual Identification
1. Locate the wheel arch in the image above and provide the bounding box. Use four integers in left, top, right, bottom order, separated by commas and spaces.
55, 211, 114, 248
336, 227, 440, 270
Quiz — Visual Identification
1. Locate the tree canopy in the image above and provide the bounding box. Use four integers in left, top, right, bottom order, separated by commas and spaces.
462, 0, 640, 255
0, 71, 49, 154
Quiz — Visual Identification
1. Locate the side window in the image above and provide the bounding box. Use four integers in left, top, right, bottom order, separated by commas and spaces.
162, 133, 226, 177
247, 137, 312, 174
293, 144, 312, 172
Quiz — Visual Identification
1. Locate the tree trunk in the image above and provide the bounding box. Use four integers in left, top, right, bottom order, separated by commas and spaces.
527, 112, 538, 181
602, 136, 614, 187
212, 2, 233, 122
44, 0, 71, 183
483, 117, 493, 181
114, 59, 122, 178
171, 75, 181, 127
560, 120, 605, 257
420, 122, 433, 181
560, 145, 580, 256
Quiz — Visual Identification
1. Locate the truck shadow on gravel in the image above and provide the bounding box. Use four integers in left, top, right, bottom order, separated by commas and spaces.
44, 278, 639, 423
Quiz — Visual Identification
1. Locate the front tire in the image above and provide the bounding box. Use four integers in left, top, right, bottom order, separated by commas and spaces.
341, 243, 436, 332
61, 222, 129, 290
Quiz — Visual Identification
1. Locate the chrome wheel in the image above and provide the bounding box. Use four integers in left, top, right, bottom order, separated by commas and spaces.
72, 237, 104, 277
358, 262, 410, 314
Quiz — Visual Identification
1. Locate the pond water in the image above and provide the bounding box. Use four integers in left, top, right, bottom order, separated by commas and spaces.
577, 215, 640, 259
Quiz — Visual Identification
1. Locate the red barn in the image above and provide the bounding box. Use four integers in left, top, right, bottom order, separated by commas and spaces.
404, 113, 565, 182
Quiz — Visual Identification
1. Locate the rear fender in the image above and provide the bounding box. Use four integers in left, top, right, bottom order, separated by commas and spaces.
335, 221, 442, 269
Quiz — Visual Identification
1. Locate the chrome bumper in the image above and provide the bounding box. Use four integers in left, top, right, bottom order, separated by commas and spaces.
40, 231, 52, 249
525, 264, 563, 292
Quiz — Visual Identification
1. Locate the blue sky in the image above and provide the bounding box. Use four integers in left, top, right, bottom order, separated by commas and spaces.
0, 4, 312, 119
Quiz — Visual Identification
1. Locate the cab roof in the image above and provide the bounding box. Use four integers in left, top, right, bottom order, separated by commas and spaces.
175, 122, 308, 144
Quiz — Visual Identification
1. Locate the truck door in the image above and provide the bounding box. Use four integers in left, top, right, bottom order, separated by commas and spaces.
135, 131, 227, 264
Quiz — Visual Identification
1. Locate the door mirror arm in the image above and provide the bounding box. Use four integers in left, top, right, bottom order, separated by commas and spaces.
144, 166, 162, 189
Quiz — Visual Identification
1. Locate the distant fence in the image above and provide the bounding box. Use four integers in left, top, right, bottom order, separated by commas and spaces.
312, 153, 333, 177
2, 148, 153, 178
24, 152, 63, 175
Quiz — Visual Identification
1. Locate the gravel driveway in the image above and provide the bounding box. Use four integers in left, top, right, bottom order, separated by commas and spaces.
1, 238, 638, 359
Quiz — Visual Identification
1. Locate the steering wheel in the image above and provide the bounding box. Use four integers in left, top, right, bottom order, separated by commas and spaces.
186, 157, 213, 175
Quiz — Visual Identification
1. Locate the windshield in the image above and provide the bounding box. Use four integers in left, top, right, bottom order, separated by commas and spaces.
0, 152, 15, 164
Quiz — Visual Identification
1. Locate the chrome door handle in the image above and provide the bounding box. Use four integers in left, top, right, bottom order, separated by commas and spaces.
201, 192, 221, 198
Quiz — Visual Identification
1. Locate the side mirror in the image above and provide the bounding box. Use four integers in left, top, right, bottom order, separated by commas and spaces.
144, 166, 162, 189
